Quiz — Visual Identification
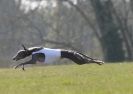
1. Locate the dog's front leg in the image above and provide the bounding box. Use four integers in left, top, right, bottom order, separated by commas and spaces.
15, 63, 27, 71
14, 63, 24, 69
14, 60, 35, 70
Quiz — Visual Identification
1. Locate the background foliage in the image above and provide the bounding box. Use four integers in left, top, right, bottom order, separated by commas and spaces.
0, 0, 133, 67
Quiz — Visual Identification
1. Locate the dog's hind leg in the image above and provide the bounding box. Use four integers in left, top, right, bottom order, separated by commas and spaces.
61, 50, 104, 65
61, 50, 90, 65
73, 51, 104, 65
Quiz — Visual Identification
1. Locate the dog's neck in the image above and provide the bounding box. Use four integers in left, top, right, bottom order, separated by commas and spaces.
25, 47, 43, 56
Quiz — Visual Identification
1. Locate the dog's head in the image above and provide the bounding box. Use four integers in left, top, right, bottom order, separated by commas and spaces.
13, 45, 29, 61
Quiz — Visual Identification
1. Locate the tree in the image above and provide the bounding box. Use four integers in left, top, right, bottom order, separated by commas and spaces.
90, 0, 126, 62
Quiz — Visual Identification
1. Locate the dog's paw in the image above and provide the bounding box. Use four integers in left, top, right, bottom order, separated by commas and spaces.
95, 60, 104, 65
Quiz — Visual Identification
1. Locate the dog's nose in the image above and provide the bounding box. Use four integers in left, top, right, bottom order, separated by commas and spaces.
12, 57, 15, 60
12, 57, 19, 61
12, 56, 16, 60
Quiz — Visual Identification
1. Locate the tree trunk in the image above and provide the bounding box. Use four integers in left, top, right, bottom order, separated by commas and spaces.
90, 0, 125, 62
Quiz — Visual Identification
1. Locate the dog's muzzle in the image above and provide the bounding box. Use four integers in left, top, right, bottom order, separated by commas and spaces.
12, 56, 19, 61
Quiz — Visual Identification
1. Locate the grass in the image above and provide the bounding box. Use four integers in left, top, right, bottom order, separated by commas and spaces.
0, 63, 133, 94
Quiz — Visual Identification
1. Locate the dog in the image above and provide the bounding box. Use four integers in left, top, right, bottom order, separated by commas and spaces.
12, 45, 104, 70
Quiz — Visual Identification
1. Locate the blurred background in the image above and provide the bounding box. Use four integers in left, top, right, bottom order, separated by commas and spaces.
0, 0, 133, 67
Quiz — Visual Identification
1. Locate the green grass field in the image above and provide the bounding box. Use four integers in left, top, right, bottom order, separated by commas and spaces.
0, 63, 133, 94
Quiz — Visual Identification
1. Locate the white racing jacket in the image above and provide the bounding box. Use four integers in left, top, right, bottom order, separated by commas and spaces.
32, 47, 61, 64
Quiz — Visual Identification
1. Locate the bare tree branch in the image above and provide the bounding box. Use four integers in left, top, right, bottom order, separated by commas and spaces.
61, 0, 102, 41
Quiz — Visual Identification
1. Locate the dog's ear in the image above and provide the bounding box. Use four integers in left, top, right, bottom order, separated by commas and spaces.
22, 44, 28, 51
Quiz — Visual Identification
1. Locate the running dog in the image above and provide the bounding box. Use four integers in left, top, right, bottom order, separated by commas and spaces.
13, 45, 104, 70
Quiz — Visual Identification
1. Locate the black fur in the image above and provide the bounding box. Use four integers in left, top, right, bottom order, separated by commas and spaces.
61, 50, 104, 65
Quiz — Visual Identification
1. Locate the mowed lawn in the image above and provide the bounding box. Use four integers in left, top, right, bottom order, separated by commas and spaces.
0, 63, 133, 94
